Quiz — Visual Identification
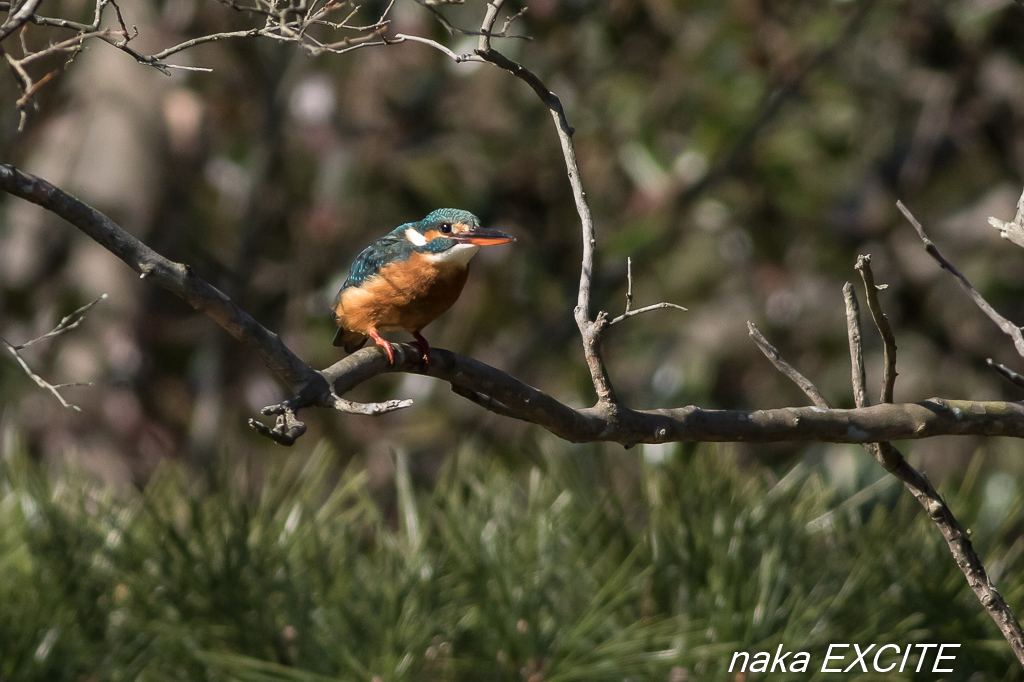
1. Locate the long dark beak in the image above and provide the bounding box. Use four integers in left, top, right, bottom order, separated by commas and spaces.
457, 227, 516, 246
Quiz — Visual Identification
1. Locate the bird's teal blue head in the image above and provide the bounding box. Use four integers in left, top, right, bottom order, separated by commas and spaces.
401, 208, 514, 253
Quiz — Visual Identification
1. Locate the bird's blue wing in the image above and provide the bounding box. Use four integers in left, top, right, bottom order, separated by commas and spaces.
341, 230, 415, 290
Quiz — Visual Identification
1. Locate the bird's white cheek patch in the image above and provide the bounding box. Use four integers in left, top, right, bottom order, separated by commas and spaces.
405, 228, 427, 246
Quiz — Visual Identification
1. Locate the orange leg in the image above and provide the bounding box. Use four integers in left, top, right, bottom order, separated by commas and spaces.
412, 331, 431, 366
367, 328, 396, 364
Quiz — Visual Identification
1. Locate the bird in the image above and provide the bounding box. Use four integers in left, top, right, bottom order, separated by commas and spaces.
331, 208, 515, 365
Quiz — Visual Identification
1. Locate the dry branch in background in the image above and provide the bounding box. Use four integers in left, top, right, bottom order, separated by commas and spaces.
899, 201, 1024, 359
989, 185, 1024, 249
1, 294, 106, 411
751, 265, 1024, 663
0, 0, 389, 130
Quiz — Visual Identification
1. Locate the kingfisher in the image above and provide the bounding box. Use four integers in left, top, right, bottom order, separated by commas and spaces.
332, 208, 515, 365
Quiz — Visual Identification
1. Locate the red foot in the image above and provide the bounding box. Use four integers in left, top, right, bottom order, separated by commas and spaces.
367, 329, 397, 364
412, 331, 431, 366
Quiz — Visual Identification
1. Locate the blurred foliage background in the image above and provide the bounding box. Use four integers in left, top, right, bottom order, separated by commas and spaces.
3, 0, 1024, 676
2, 435, 1023, 680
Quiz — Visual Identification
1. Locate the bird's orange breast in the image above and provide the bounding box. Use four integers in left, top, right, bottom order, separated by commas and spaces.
333, 253, 470, 334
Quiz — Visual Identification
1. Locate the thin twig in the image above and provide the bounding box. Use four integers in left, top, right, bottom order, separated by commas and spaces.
12, 294, 108, 351
755, 310, 1024, 665
988, 184, 1024, 249
850, 264, 1024, 663
3, 340, 83, 411
472, 48, 613, 404
397, 0, 613, 405
0, 0, 388, 124
855, 255, 897, 403
607, 256, 687, 325
843, 282, 868, 408
610, 303, 687, 326
898, 200, 1024, 358
1, 295, 107, 411
747, 321, 832, 408
392, 33, 481, 62
987, 358, 1024, 392
625, 257, 633, 314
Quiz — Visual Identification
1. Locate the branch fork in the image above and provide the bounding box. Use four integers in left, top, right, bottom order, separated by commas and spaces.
749, 219, 1024, 662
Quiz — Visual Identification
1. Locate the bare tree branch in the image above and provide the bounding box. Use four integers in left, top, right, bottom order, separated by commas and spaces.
0, 0, 43, 42
4, 162, 1024, 449
758, 290, 1024, 665
391, 33, 482, 62
989, 359, 1024, 392
467, 2, 618, 407
609, 258, 686, 326
748, 321, 832, 408
988, 184, 1024, 249
0, 163, 316, 389
12, 294, 107, 351
843, 282, 869, 409
0, 0, 390, 129
1, 295, 107, 411
899, 200, 1024, 359
855, 255, 898, 403
2, 340, 86, 411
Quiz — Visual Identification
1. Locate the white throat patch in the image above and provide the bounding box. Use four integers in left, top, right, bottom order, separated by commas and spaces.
425, 242, 480, 267
405, 228, 427, 246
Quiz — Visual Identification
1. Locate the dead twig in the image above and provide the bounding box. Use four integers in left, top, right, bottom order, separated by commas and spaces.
609, 257, 687, 325
0, 0, 43, 42
898, 201, 1024, 359
988, 359, 1024, 392
747, 321, 832, 408
752, 293, 1024, 665
843, 282, 869, 409
0, 0, 390, 128
855, 255, 897, 403
988, 184, 1024, 249
1, 294, 107, 411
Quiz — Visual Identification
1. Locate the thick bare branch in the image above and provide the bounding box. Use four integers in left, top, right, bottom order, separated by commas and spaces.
0, 163, 316, 390
0, 0, 43, 42
318, 345, 1024, 445
6, 163, 1024, 449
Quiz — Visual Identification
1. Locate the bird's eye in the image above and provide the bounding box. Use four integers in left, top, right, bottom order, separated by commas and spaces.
440, 222, 452, 234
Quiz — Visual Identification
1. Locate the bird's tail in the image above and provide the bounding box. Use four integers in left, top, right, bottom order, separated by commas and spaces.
333, 326, 369, 353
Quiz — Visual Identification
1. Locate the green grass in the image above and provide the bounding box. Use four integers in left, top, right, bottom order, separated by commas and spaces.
0, 434, 1021, 681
